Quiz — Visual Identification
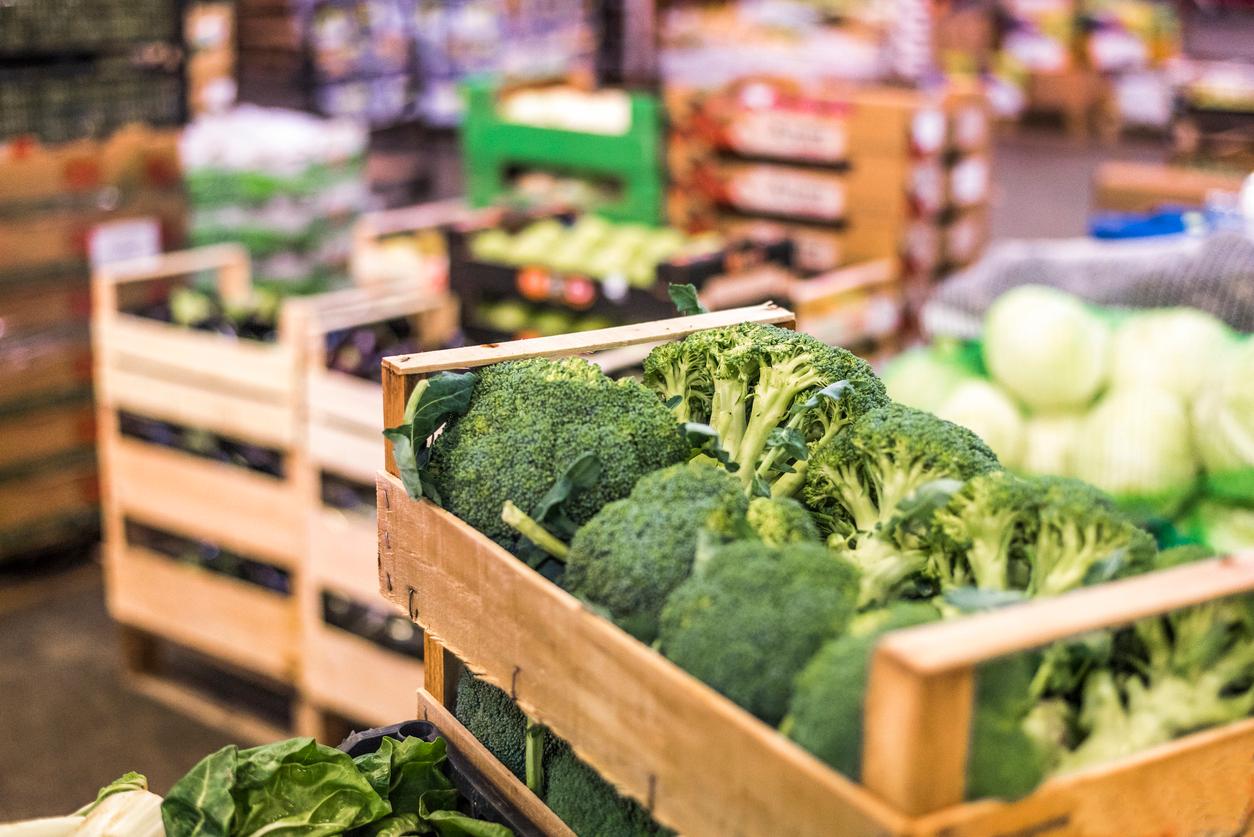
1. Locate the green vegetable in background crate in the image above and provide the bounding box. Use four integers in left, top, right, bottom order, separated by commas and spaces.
1110, 308, 1236, 400
983, 285, 1110, 412
937, 379, 1026, 468
1192, 337, 1254, 502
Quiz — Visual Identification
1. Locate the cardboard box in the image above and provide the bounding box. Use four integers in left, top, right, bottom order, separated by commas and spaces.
0, 126, 181, 208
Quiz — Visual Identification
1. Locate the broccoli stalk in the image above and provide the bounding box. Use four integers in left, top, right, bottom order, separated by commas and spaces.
501, 501, 570, 562
1056, 598, 1254, 775
524, 720, 546, 794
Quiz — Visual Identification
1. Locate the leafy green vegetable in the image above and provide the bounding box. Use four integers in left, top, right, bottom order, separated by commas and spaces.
384, 372, 479, 502
667, 283, 707, 316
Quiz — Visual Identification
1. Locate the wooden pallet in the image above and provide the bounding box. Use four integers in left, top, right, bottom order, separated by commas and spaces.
93, 245, 307, 694
377, 306, 1254, 837
296, 284, 456, 728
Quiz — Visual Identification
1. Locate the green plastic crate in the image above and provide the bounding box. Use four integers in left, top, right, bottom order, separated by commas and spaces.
460, 79, 664, 225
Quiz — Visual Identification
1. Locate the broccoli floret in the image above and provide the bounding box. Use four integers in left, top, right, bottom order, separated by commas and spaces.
503, 462, 748, 643
931, 470, 1041, 591
1153, 542, 1215, 568
785, 602, 941, 777
454, 673, 528, 782
643, 323, 887, 498
1026, 477, 1156, 597
745, 496, 821, 546
1057, 595, 1254, 775
804, 405, 999, 606
429, 357, 688, 547
658, 541, 861, 724
544, 741, 672, 837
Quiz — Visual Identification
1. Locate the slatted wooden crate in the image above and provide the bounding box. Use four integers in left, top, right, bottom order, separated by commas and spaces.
377, 306, 1254, 837
296, 283, 456, 728
93, 244, 308, 727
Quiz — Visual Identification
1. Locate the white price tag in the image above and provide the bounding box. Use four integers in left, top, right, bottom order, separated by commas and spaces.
89, 217, 162, 267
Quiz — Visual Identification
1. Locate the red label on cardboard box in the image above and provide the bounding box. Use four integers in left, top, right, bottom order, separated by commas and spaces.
724, 165, 846, 221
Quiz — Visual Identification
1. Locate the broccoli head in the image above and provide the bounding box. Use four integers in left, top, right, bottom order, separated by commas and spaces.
643, 323, 887, 498
543, 741, 672, 837
1057, 594, 1254, 775
804, 404, 999, 605
745, 496, 822, 547
930, 470, 1041, 591
1026, 477, 1156, 597
658, 541, 861, 724
966, 654, 1053, 800
785, 602, 941, 778
428, 357, 688, 546
562, 462, 748, 643
454, 672, 528, 782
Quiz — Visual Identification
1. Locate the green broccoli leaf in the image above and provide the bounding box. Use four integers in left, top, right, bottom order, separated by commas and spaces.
385, 372, 478, 501
683, 422, 740, 473
531, 453, 602, 539
765, 427, 808, 468
943, 587, 1028, 613
793, 379, 852, 415
668, 283, 707, 316
1081, 547, 1133, 586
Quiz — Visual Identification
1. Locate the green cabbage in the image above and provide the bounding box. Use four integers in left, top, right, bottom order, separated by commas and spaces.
1070, 387, 1198, 519
983, 286, 1110, 412
1021, 413, 1081, 477
1192, 338, 1254, 502
1189, 500, 1254, 553
883, 347, 975, 414
1110, 308, 1235, 400
937, 380, 1025, 468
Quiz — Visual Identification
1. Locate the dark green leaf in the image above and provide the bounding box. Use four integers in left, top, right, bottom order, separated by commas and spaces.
384, 428, 426, 500
664, 395, 683, 410
765, 427, 808, 463
668, 283, 707, 316
893, 479, 964, 526
423, 808, 514, 837
750, 474, 772, 498
231, 738, 390, 836
353, 738, 396, 800
795, 380, 852, 414
404, 372, 478, 445
160, 745, 237, 837
530, 453, 602, 528
943, 587, 1028, 613
357, 812, 430, 836
682, 422, 740, 473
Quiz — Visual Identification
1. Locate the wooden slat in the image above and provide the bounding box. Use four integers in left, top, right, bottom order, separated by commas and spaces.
0, 400, 94, 472
913, 716, 1254, 836
100, 365, 297, 449
416, 688, 576, 837
107, 545, 297, 682
308, 506, 385, 604
101, 315, 296, 404
94, 243, 249, 296
309, 422, 382, 485
308, 372, 381, 436
879, 553, 1254, 676
381, 303, 794, 376
302, 621, 424, 728
376, 473, 906, 837
128, 671, 291, 746
109, 435, 303, 567
0, 462, 97, 530
859, 553, 1254, 815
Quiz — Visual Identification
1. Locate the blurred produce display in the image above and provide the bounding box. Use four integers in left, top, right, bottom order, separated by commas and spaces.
181, 107, 369, 291
322, 591, 423, 658
118, 412, 286, 478
461, 79, 665, 224
0, 126, 183, 564
128, 285, 281, 341
324, 316, 423, 381
186, 2, 238, 117
888, 284, 1253, 541
414, 0, 593, 126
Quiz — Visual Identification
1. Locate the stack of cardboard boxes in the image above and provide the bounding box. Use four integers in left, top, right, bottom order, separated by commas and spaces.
667, 79, 992, 331
0, 127, 185, 563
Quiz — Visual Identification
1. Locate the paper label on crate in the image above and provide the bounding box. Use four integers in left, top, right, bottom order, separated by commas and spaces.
88, 217, 161, 267
725, 111, 848, 163
725, 165, 846, 221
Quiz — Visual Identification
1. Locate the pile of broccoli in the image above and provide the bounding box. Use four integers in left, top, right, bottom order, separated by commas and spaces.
385, 320, 1243, 819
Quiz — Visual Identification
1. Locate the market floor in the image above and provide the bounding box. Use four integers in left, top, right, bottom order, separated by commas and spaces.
0, 125, 1176, 819
0, 559, 235, 818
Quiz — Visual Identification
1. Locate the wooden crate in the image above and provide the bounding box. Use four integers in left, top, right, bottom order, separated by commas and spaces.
0, 393, 95, 474
93, 244, 307, 696
377, 306, 1254, 837
296, 284, 456, 727
349, 198, 463, 289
